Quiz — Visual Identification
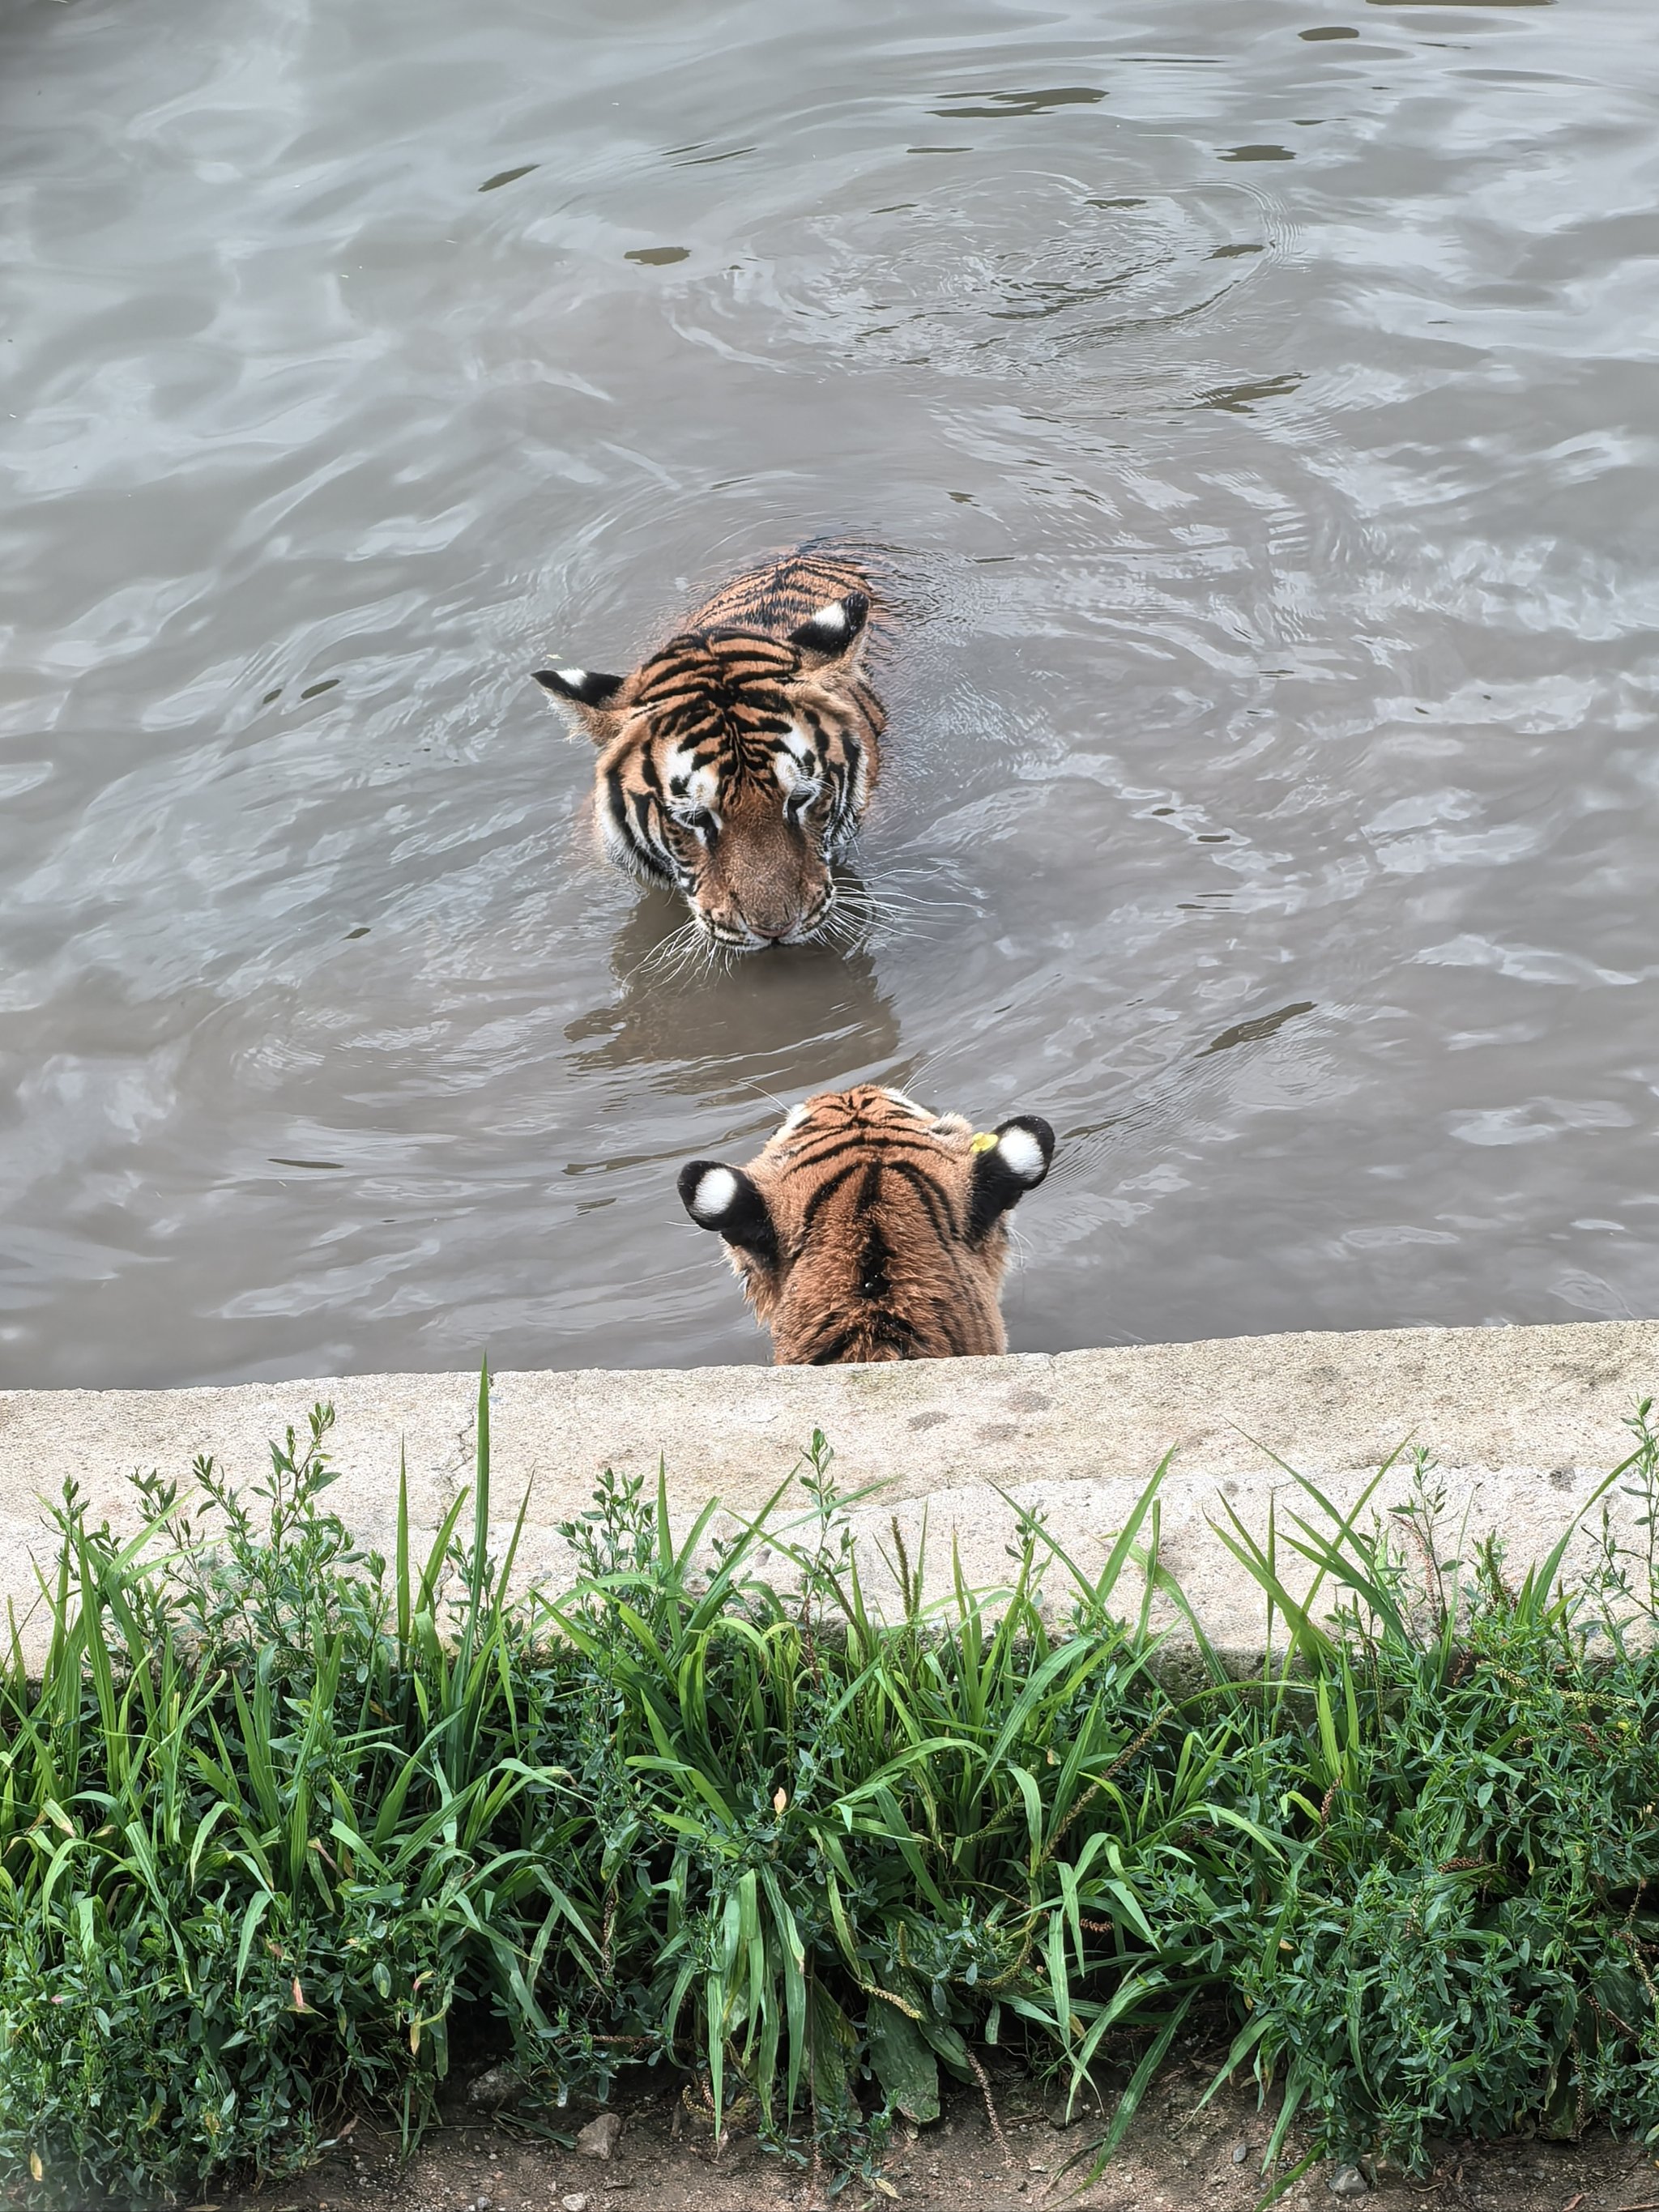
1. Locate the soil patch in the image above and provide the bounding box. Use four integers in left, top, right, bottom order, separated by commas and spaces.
212, 2056, 1657, 2212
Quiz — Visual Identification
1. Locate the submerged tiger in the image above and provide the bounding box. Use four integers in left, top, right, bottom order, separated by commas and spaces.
533, 550, 884, 951
677, 1084, 1055, 1365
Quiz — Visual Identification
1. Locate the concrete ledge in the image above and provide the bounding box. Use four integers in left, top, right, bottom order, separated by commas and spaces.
3, 1319, 1657, 1668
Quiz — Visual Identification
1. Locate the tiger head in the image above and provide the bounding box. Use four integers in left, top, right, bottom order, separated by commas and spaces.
677, 1084, 1056, 1365
534, 593, 879, 950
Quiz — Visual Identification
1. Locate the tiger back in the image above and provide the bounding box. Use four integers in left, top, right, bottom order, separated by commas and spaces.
676, 1084, 1056, 1364
533, 551, 885, 950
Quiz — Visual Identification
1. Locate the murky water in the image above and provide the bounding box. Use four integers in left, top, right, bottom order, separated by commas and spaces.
3, 0, 1657, 1388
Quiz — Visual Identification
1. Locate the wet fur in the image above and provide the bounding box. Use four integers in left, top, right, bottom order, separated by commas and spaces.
679, 1085, 1055, 1365
534, 551, 885, 949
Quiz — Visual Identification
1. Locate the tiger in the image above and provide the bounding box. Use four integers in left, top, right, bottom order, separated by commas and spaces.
676, 1083, 1056, 1365
532, 549, 885, 951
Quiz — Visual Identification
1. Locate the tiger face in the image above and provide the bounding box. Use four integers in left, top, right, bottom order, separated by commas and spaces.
534, 584, 881, 951
677, 1084, 1056, 1365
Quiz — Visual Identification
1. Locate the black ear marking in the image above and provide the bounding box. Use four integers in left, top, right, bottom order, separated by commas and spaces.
965, 1115, 1056, 1244
532, 667, 625, 710
788, 591, 870, 660
677, 1160, 779, 1266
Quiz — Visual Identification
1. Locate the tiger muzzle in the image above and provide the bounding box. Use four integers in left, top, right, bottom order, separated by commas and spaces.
699, 825, 834, 947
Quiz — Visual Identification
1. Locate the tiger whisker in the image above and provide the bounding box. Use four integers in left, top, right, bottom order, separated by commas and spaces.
817, 900, 897, 952
864, 860, 979, 894
736, 1076, 793, 1119
624, 929, 694, 989
842, 880, 979, 918
628, 917, 723, 989
830, 898, 961, 947
829, 888, 921, 921
866, 893, 979, 918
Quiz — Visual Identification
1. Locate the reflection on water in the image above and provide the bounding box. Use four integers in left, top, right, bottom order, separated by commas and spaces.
566, 890, 901, 1103
1, 0, 1657, 1384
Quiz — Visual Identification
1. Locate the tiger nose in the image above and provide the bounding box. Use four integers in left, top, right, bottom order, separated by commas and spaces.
741, 901, 797, 943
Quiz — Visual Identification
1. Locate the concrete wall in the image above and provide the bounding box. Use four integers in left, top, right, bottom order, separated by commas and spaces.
3, 1318, 1656, 1668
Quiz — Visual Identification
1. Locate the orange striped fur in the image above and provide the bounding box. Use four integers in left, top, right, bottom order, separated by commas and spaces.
533, 550, 885, 949
678, 1085, 1056, 1365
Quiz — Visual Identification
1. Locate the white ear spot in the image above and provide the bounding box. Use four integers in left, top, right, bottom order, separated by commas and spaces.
812, 600, 847, 633
996, 1126, 1046, 1183
557, 667, 589, 689
689, 1166, 739, 1223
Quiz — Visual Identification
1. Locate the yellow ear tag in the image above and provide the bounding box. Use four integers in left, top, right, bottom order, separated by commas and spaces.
970, 1131, 998, 1153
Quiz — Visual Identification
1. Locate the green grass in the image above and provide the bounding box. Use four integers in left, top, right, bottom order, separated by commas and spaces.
3, 1371, 1659, 2206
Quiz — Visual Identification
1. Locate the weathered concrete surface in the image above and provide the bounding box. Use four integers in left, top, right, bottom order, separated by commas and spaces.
2, 1319, 1656, 1667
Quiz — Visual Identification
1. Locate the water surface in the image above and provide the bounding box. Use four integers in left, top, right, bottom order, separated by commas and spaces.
2, 0, 1657, 1385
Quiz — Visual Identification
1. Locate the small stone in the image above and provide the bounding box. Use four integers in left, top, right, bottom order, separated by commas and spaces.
467, 2064, 521, 2109
578, 2112, 623, 2161
1328, 2167, 1369, 2198
1232, 2142, 1249, 2165
562, 2196, 591, 2212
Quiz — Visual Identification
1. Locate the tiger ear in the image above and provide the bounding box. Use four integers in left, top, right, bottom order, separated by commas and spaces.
531, 666, 627, 742
678, 1161, 779, 1267
788, 591, 870, 671
965, 1116, 1055, 1243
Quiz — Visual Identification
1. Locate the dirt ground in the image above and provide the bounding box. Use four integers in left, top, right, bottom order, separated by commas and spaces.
210, 2052, 1659, 2212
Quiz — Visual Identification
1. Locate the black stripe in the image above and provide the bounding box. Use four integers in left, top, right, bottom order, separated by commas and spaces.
661, 553, 874, 657
883, 1157, 964, 1249
791, 1137, 947, 1179
797, 1158, 865, 1237
807, 1323, 864, 1366
871, 1307, 921, 1349
607, 767, 671, 884
920, 1293, 969, 1357
709, 652, 791, 683
854, 1162, 887, 1299
803, 1306, 938, 1366
783, 1129, 950, 1177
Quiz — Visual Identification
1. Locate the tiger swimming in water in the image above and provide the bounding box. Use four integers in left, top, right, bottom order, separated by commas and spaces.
533, 550, 884, 951
677, 1084, 1055, 1365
